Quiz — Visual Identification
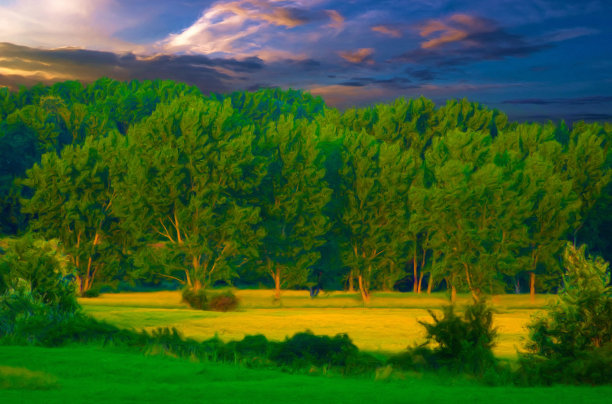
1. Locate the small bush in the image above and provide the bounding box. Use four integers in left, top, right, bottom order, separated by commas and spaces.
271, 331, 359, 369
207, 291, 239, 312
80, 288, 101, 298
0, 235, 77, 313
518, 243, 612, 385
181, 287, 207, 310
390, 299, 498, 376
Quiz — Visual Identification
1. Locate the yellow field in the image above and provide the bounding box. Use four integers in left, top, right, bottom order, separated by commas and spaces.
80, 289, 555, 359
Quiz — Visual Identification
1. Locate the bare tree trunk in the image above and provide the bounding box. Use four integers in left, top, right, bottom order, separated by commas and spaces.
417, 272, 425, 294
451, 284, 456, 303
413, 245, 418, 293
274, 266, 281, 300
358, 273, 370, 303
530, 272, 536, 301
427, 274, 433, 294
348, 270, 354, 292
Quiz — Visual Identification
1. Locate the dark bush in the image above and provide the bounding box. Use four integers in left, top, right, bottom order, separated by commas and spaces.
207, 291, 239, 312
181, 287, 207, 310
389, 299, 498, 375
271, 331, 359, 369
80, 288, 101, 298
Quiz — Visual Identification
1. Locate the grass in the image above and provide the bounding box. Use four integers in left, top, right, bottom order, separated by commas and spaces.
80, 290, 553, 359
1, 345, 611, 403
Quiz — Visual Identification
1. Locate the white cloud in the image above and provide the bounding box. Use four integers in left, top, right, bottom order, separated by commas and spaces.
0, 0, 140, 51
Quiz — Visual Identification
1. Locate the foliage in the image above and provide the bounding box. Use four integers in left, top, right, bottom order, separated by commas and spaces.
181, 287, 208, 310
207, 291, 240, 312
519, 243, 612, 385
391, 299, 498, 375
1, 78, 611, 296
0, 235, 76, 312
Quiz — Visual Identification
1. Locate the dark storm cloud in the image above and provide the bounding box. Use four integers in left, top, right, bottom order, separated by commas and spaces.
503, 95, 612, 105
338, 76, 413, 89
0, 42, 264, 94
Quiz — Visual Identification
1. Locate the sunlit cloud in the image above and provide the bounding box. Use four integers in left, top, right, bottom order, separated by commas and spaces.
325, 10, 344, 30
161, 0, 318, 56
338, 48, 375, 64
0, 0, 140, 51
371, 25, 402, 38
419, 13, 495, 49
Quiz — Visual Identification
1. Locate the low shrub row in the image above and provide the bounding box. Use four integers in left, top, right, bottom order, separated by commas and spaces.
181, 288, 239, 312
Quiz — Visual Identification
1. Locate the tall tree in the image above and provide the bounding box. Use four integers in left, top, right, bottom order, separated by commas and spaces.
254, 115, 332, 299
21, 133, 126, 294
339, 129, 413, 302
118, 96, 265, 292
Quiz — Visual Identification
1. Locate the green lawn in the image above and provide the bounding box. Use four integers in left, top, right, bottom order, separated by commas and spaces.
80, 290, 553, 358
1, 345, 611, 403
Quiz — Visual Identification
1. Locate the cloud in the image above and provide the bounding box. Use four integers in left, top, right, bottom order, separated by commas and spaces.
161, 0, 322, 56
307, 83, 393, 109
419, 14, 502, 49
0, 42, 263, 94
338, 76, 413, 89
0, 0, 140, 52
503, 95, 612, 105
338, 48, 375, 64
395, 14, 550, 68
325, 10, 345, 30
371, 25, 402, 38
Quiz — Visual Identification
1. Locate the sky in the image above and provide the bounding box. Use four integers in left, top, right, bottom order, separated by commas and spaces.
0, 0, 611, 122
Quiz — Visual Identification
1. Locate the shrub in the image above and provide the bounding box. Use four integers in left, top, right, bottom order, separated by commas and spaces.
518, 243, 612, 385
207, 291, 239, 312
390, 299, 498, 375
270, 331, 359, 369
0, 235, 77, 313
80, 287, 101, 298
181, 287, 207, 310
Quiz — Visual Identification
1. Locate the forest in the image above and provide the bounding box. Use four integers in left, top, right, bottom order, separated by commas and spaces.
1, 78, 612, 395
0, 77, 611, 302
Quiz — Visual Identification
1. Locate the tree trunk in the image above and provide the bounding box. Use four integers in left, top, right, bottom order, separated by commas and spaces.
530, 272, 536, 301
274, 266, 281, 300
417, 271, 425, 294
427, 274, 433, 294
358, 273, 369, 303
348, 270, 354, 292
451, 284, 456, 303
413, 246, 418, 293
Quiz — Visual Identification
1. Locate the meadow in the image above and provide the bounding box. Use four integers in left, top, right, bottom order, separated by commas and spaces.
3, 290, 611, 403
80, 290, 551, 358
3, 344, 612, 404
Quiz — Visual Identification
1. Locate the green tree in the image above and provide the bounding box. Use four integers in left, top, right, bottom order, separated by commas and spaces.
340, 130, 413, 301
119, 96, 265, 292
255, 115, 332, 299
21, 133, 125, 295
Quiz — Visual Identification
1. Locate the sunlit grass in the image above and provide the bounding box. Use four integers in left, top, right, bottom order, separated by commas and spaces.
80, 289, 551, 359
0, 366, 58, 390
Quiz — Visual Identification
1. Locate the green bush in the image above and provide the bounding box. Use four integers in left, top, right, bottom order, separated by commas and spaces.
207, 291, 239, 312
181, 287, 207, 310
518, 243, 612, 385
390, 299, 498, 375
270, 331, 360, 369
0, 235, 77, 312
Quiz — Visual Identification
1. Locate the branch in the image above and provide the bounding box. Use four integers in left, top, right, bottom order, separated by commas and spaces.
154, 273, 186, 284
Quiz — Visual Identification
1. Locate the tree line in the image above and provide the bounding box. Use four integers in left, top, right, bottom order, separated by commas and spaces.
1, 78, 611, 301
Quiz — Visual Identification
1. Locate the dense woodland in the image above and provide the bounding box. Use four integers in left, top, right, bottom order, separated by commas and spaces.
1, 78, 611, 301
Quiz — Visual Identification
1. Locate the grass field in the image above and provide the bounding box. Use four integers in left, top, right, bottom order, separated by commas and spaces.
1, 345, 611, 403
80, 290, 554, 358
